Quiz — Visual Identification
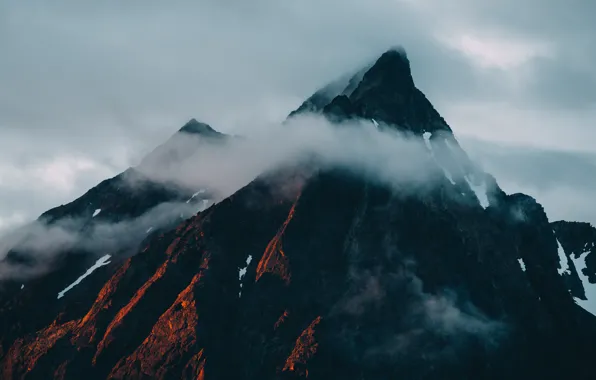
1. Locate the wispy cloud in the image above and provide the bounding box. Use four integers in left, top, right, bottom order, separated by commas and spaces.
332, 264, 507, 364
134, 114, 454, 200
0, 112, 480, 280
0, 199, 207, 280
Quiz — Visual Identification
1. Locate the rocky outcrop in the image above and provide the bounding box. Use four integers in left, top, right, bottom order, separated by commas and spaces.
282, 316, 322, 378
109, 270, 208, 379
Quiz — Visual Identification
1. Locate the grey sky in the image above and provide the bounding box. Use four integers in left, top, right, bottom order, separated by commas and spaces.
0, 0, 595, 231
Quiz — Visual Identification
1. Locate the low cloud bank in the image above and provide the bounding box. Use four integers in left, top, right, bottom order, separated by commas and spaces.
332, 264, 507, 366
1, 113, 475, 280
0, 199, 207, 280
133, 114, 450, 199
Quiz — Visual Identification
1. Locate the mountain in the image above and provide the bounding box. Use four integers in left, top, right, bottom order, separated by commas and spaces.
1, 48, 596, 379
0, 121, 225, 359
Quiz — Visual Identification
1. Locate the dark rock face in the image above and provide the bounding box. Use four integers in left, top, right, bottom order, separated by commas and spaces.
552, 221, 596, 300
1, 48, 596, 379
291, 49, 451, 134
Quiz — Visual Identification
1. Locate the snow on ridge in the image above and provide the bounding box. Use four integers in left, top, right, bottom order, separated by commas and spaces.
146, 227, 153, 234
570, 248, 596, 317
555, 237, 571, 275
518, 258, 527, 272
92, 209, 101, 217
441, 134, 491, 209
441, 167, 456, 185
422, 131, 456, 185
552, 230, 596, 316
238, 255, 253, 297
186, 189, 206, 203
464, 175, 490, 209
57, 254, 112, 299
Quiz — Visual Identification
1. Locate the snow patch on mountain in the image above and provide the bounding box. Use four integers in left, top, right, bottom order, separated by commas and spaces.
555, 237, 571, 275
92, 209, 101, 217
186, 189, 206, 203
57, 254, 111, 299
518, 258, 527, 272
422, 131, 456, 185
464, 175, 489, 209
238, 255, 253, 297
570, 249, 596, 316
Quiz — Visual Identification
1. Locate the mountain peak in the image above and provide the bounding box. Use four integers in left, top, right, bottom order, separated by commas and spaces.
288, 46, 449, 133
362, 47, 414, 88
137, 119, 228, 173
178, 118, 218, 135
349, 47, 415, 104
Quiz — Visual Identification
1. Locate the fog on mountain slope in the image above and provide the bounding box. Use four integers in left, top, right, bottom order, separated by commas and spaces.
136, 115, 436, 196
0, 49, 500, 283
0, 199, 204, 280
0, 113, 495, 282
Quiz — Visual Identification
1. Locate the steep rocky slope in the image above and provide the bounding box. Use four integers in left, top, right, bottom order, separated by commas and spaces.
1, 49, 596, 379
0, 119, 225, 358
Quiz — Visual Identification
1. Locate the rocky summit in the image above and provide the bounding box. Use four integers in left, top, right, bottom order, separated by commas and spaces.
1, 48, 596, 379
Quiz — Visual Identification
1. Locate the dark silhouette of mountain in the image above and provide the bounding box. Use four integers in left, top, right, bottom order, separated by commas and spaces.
1, 48, 596, 379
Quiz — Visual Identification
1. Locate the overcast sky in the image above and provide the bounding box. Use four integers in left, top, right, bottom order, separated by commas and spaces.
0, 0, 595, 231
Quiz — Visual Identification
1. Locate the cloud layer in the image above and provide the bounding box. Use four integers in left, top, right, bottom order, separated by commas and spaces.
0, 199, 207, 280
462, 137, 596, 224
135, 115, 446, 199
1, 0, 595, 230
0, 113, 461, 279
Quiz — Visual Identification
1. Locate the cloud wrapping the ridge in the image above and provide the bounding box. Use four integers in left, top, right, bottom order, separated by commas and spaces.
332, 265, 506, 364
133, 114, 445, 199
0, 199, 207, 280
0, 0, 595, 243
0, 113, 460, 280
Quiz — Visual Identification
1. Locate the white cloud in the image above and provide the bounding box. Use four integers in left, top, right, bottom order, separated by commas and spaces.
461, 136, 596, 225
440, 34, 552, 69
33, 157, 105, 192
0, 198, 205, 280
0, 156, 113, 194
0, 212, 28, 235
447, 102, 596, 153
0, 0, 595, 229
134, 115, 444, 200
0, 114, 462, 280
